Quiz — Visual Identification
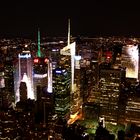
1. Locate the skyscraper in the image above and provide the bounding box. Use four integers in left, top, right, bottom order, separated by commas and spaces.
53, 67, 71, 120
60, 19, 81, 124
33, 28, 52, 99
122, 44, 139, 79
99, 65, 125, 123
14, 51, 34, 103
4, 60, 14, 99
19, 81, 27, 101
33, 57, 48, 99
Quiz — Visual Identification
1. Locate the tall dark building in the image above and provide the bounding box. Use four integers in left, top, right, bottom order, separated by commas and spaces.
4, 60, 14, 101
99, 65, 125, 123
35, 85, 54, 126
19, 82, 27, 101
50, 48, 61, 70
87, 60, 99, 103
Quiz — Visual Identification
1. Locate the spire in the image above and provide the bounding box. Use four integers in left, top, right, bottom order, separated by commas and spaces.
37, 28, 41, 57
67, 18, 70, 46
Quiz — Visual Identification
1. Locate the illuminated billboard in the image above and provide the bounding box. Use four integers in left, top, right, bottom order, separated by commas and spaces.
122, 45, 139, 79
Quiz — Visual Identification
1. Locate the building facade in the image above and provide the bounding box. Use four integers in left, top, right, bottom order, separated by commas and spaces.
14, 51, 34, 103
33, 57, 48, 100
99, 66, 125, 123
53, 67, 71, 121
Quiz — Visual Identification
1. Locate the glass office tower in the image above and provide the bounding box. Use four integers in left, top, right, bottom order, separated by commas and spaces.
53, 67, 71, 120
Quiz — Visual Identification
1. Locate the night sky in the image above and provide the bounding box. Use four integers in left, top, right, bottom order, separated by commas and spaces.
0, 1, 140, 38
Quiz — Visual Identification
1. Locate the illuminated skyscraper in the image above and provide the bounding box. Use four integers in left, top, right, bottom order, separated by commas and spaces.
33, 57, 49, 99
99, 65, 125, 123
53, 67, 70, 120
60, 19, 82, 124
47, 60, 53, 93
122, 44, 139, 79
14, 51, 34, 103
74, 55, 83, 113
33, 28, 52, 99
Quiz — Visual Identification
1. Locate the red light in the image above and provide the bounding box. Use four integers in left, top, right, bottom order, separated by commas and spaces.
44, 58, 49, 63
34, 58, 39, 63
106, 51, 112, 59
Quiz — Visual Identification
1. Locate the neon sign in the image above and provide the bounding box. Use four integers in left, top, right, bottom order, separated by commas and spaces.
18, 54, 31, 58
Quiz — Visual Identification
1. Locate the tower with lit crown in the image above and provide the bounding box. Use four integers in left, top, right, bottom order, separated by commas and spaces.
14, 51, 34, 103
60, 19, 82, 124
33, 28, 52, 101
37, 28, 41, 57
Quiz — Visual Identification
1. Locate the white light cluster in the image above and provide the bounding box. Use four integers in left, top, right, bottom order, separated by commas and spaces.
22, 73, 34, 99
126, 45, 139, 79
34, 73, 47, 78
18, 53, 31, 58
47, 62, 53, 93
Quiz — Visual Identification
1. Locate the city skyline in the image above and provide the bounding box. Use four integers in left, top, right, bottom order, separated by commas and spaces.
0, 34, 140, 139
0, 1, 140, 38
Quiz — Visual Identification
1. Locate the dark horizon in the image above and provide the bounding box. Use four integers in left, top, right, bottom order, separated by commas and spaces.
0, 1, 140, 38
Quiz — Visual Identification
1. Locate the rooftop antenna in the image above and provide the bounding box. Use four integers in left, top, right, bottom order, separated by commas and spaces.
37, 28, 41, 57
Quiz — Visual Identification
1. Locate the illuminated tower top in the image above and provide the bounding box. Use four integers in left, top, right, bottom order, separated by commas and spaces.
37, 28, 41, 57
67, 18, 70, 46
